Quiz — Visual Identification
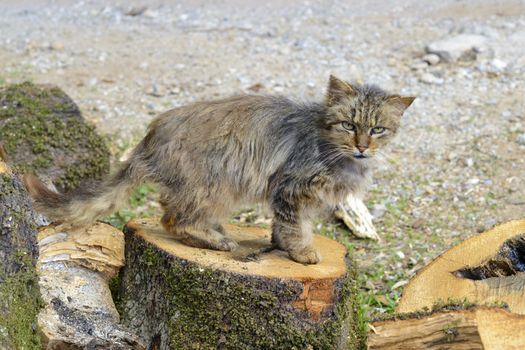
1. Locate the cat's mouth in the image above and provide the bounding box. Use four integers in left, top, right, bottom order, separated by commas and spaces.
353, 154, 369, 159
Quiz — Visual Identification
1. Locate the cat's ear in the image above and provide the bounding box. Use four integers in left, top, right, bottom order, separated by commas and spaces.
326, 75, 356, 107
385, 95, 416, 114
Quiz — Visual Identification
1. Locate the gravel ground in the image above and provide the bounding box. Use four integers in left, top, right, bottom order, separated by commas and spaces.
1, 0, 525, 317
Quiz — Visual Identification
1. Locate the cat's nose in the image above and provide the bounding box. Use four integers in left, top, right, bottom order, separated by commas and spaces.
357, 145, 367, 153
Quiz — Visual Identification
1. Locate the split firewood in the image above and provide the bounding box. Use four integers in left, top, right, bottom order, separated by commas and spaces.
397, 219, 525, 314
37, 222, 145, 349
335, 193, 380, 241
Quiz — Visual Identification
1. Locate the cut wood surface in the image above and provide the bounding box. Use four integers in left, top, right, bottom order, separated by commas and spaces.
398, 219, 525, 314
116, 218, 364, 349
38, 222, 125, 278
368, 306, 525, 350
126, 218, 347, 280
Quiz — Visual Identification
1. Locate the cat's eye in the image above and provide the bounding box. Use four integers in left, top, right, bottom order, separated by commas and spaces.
371, 127, 386, 135
341, 121, 356, 131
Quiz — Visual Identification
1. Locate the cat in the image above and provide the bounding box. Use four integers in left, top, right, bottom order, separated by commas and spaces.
24, 75, 414, 264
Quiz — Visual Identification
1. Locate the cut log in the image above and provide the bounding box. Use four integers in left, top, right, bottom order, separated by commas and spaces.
335, 194, 380, 241
397, 219, 525, 314
0, 82, 110, 192
0, 161, 41, 349
116, 218, 365, 349
37, 222, 145, 349
368, 306, 525, 349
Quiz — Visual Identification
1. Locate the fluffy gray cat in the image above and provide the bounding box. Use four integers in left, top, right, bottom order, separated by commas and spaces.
25, 75, 414, 264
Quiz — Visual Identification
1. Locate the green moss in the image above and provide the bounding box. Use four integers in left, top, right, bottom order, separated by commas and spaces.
0, 174, 15, 195
117, 234, 367, 349
372, 298, 484, 323
0, 170, 42, 348
0, 82, 109, 192
442, 321, 460, 342
0, 252, 42, 350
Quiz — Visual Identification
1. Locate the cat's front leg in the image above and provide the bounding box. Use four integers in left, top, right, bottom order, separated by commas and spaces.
271, 196, 321, 264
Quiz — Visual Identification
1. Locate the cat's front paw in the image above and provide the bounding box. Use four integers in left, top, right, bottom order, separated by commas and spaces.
289, 246, 321, 264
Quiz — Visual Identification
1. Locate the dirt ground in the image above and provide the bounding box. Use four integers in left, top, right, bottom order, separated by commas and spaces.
1, 0, 525, 317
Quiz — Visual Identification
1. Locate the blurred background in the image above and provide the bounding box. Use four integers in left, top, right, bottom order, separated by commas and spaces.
1, 0, 524, 318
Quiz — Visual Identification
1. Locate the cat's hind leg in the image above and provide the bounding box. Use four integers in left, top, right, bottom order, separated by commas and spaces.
161, 210, 238, 251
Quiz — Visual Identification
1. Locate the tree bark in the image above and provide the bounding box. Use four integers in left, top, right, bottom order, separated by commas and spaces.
0, 162, 41, 349
397, 219, 525, 315
116, 218, 365, 349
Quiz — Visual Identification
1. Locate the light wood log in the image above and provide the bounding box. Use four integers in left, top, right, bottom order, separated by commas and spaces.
398, 219, 525, 314
115, 218, 365, 349
368, 306, 525, 350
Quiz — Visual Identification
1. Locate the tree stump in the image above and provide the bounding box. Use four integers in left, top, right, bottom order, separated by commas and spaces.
368, 306, 525, 349
397, 219, 525, 314
0, 82, 110, 192
116, 218, 364, 349
0, 161, 41, 349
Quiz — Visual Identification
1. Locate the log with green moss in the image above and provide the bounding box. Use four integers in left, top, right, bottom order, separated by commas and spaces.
0, 162, 42, 349
115, 218, 366, 349
0, 82, 110, 192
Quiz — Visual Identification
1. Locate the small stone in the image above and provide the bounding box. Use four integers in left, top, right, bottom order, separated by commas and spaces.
392, 280, 408, 290
395, 251, 405, 260
50, 41, 64, 51
426, 34, 488, 62
148, 83, 165, 97
419, 73, 444, 85
507, 195, 525, 205
490, 58, 507, 71
484, 218, 497, 229
371, 203, 387, 219
516, 133, 525, 146
422, 53, 440, 65
410, 60, 429, 70
447, 152, 458, 161
143, 9, 159, 18
126, 6, 147, 16
501, 110, 512, 118
465, 158, 474, 167
247, 83, 265, 93
467, 178, 480, 185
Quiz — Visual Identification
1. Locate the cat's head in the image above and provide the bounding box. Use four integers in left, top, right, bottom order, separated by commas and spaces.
322, 75, 415, 161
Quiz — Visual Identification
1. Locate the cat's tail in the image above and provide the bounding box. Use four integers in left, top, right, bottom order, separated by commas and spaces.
23, 161, 143, 226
